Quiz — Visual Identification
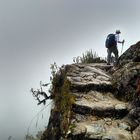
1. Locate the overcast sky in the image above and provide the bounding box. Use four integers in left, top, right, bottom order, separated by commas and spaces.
0, 0, 140, 139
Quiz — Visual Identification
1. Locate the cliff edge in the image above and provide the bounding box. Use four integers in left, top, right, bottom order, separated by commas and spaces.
41, 41, 140, 140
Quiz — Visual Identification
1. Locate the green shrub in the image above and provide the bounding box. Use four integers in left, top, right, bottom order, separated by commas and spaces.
73, 50, 106, 64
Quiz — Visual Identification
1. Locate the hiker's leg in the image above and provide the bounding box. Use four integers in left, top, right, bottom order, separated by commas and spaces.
113, 47, 119, 65
107, 48, 112, 65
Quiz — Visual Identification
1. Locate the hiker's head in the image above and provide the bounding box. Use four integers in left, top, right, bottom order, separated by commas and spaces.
116, 30, 121, 34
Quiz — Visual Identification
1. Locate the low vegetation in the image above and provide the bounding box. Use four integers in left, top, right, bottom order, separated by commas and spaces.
73, 49, 106, 64
41, 63, 75, 140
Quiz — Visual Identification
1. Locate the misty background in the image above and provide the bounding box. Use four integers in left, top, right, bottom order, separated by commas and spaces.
0, 0, 140, 139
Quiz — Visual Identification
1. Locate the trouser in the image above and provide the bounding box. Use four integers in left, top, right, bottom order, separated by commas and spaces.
107, 46, 118, 65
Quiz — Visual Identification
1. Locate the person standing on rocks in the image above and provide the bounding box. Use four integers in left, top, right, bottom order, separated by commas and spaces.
105, 30, 125, 65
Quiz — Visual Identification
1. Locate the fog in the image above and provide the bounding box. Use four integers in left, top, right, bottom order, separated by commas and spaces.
0, 0, 140, 139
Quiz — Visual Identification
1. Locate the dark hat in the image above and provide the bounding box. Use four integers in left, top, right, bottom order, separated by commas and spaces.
116, 30, 121, 34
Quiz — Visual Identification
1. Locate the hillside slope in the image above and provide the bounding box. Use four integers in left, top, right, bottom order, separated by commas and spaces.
41, 42, 140, 140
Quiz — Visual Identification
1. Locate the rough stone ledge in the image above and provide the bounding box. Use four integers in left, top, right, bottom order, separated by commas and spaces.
70, 83, 113, 93
72, 104, 128, 118
71, 91, 128, 117
69, 119, 133, 140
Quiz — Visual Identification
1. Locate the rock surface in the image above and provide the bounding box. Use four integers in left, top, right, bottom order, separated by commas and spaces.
66, 64, 132, 140
133, 125, 140, 140
41, 42, 140, 140
112, 62, 140, 100
72, 91, 128, 117
118, 41, 140, 67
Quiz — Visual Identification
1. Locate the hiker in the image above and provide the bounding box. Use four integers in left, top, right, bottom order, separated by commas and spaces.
105, 30, 125, 65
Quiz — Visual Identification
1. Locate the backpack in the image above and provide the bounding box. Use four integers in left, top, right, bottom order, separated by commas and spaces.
105, 34, 116, 48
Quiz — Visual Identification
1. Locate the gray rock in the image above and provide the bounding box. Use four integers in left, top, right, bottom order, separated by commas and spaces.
72, 124, 86, 135
115, 103, 127, 110
112, 62, 140, 101
73, 91, 128, 117
85, 123, 106, 139
71, 120, 133, 140
133, 125, 140, 140
118, 122, 131, 131
102, 128, 133, 140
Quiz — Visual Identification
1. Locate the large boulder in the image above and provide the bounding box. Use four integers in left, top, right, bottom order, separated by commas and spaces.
118, 41, 140, 67
112, 62, 140, 100
112, 41, 140, 101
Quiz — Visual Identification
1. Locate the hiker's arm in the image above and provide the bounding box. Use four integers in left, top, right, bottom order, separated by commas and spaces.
118, 39, 125, 44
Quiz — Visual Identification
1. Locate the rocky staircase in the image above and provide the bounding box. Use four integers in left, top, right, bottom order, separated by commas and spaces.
66, 63, 133, 140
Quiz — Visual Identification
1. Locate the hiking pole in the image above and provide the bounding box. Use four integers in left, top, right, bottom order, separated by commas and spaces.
120, 40, 125, 56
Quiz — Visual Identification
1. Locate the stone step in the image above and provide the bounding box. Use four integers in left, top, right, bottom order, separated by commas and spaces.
86, 63, 113, 71
70, 81, 113, 93
72, 91, 128, 118
67, 64, 113, 92
69, 118, 133, 140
